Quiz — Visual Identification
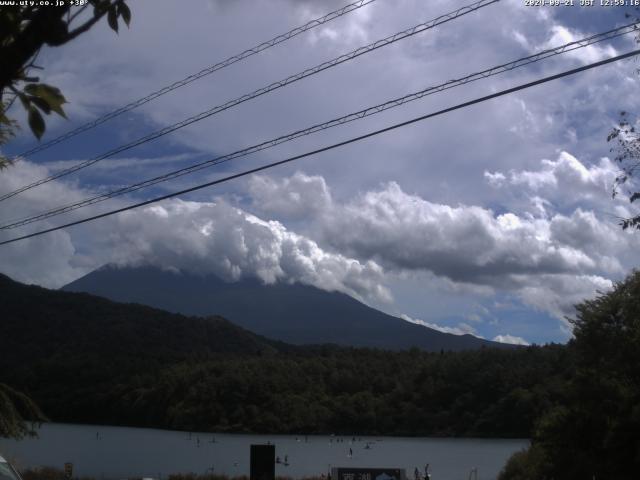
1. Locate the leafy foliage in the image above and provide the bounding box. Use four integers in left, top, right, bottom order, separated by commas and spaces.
90, 345, 568, 437
606, 12, 640, 229
497, 445, 550, 480
0, 382, 47, 439
0, 0, 131, 162
607, 111, 640, 229
499, 271, 640, 480
0, 102, 18, 169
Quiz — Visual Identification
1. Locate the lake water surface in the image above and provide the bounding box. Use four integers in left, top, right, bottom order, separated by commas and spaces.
0, 424, 528, 480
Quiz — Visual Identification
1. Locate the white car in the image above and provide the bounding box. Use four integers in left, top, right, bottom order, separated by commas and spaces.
0, 456, 23, 480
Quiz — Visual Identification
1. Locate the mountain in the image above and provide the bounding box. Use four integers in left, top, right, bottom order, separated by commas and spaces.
0, 272, 559, 437
0, 272, 278, 372
62, 265, 511, 351
0, 272, 283, 425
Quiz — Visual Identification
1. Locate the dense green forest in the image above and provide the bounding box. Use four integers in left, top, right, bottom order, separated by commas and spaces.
26, 345, 571, 437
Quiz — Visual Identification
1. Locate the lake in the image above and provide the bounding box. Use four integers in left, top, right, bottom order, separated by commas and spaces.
0, 424, 528, 480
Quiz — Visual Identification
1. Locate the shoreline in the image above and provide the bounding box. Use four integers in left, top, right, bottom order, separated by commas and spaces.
25, 422, 530, 442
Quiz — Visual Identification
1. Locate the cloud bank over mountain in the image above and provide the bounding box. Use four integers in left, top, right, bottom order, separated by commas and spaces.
0, 163, 390, 306
245, 152, 639, 323
2, 0, 639, 344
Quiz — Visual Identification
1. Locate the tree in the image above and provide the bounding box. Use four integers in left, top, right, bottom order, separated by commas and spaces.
607, 111, 640, 228
499, 271, 640, 480
0, 0, 131, 168
606, 12, 640, 229
0, 383, 47, 439
498, 445, 550, 480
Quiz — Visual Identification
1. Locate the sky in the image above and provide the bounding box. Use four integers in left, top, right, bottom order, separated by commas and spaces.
1, 0, 640, 346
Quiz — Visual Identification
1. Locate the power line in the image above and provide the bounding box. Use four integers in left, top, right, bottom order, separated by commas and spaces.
1, 47, 637, 247
16, 0, 378, 159
1, 22, 635, 230
0, 0, 500, 203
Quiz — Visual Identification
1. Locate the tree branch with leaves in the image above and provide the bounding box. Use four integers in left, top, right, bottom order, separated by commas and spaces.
0, 0, 131, 169
0, 383, 47, 439
608, 111, 640, 229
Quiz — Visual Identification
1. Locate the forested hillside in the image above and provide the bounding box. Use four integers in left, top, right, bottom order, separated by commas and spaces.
1, 273, 570, 437
90, 346, 570, 437
0, 272, 281, 362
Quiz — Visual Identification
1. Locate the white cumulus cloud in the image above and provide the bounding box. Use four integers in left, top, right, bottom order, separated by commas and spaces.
493, 334, 529, 346
244, 166, 640, 324
0, 161, 391, 306
106, 199, 392, 303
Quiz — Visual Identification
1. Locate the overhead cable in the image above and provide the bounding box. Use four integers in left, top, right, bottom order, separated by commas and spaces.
0, 0, 500, 203
1, 47, 637, 246
1, 22, 636, 230
16, 0, 379, 159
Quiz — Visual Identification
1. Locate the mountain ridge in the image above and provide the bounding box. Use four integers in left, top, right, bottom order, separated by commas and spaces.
0, 271, 281, 367
1, 271, 557, 437
62, 264, 513, 351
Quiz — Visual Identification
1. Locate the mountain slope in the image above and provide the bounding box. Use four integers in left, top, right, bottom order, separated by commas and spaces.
0, 272, 288, 425
62, 265, 511, 351
0, 272, 278, 371
0, 272, 556, 437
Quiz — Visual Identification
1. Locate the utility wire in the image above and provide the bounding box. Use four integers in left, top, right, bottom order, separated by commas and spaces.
16, 0, 378, 159
1, 47, 637, 247
0, 0, 500, 203
1, 22, 636, 230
